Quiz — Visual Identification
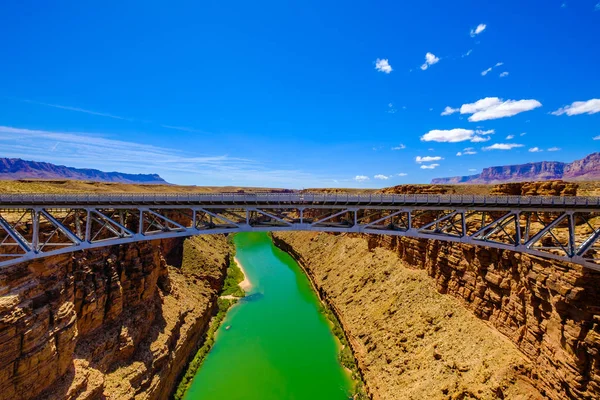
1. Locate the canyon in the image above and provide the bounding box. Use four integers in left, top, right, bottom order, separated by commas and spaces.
0, 234, 230, 400
1, 180, 600, 399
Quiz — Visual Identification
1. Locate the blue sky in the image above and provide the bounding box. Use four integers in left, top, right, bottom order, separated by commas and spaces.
0, 1, 599, 188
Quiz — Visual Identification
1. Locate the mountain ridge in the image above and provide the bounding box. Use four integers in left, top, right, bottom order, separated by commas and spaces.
0, 157, 168, 184
432, 152, 600, 184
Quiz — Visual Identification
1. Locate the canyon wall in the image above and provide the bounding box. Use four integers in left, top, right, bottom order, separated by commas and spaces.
0, 235, 230, 400
0, 157, 167, 184
431, 152, 600, 184
274, 232, 600, 400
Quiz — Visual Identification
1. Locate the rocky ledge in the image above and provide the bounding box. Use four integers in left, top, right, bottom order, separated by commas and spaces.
0, 235, 230, 400
274, 231, 600, 400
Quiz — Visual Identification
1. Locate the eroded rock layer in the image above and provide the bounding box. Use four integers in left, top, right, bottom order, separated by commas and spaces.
274, 232, 600, 400
0, 235, 229, 400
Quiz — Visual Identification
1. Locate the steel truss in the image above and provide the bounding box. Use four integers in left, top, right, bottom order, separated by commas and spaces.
0, 198, 599, 271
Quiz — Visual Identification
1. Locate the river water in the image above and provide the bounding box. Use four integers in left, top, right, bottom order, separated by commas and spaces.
184, 232, 353, 400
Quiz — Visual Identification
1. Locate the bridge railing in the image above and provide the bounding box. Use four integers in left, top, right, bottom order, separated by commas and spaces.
0, 192, 599, 207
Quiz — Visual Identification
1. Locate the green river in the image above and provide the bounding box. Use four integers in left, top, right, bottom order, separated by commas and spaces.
184, 232, 353, 400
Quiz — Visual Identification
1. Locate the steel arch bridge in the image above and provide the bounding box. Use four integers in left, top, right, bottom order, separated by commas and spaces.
1, 192, 600, 271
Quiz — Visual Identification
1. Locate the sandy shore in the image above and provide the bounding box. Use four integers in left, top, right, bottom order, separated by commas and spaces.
234, 255, 252, 291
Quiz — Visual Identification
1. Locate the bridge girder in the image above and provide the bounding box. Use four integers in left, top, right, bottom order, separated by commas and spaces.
0, 203, 599, 271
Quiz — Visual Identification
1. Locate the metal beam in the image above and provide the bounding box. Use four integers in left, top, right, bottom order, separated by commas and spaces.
0, 215, 31, 253
250, 209, 293, 226
91, 210, 135, 240
40, 209, 82, 246
310, 209, 355, 226
362, 210, 409, 229
525, 213, 567, 249
577, 227, 600, 257
418, 211, 459, 233
0, 197, 597, 271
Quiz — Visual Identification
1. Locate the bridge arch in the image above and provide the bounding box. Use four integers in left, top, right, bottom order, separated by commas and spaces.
0, 193, 599, 270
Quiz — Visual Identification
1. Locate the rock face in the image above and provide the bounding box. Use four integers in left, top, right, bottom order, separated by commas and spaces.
432, 152, 600, 184
565, 153, 600, 180
0, 158, 168, 184
0, 235, 229, 400
274, 232, 543, 400
378, 184, 452, 194
490, 180, 578, 196
274, 232, 600, 400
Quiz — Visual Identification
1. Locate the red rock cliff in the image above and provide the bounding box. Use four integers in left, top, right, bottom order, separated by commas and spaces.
274, 231, 600, 399
431, 152, 600, 184
0, 235, 229, 400
364, 234, 600, 399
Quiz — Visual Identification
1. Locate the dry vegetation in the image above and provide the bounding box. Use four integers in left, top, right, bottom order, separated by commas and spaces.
2, 178, 598, 196
0, 179, 290, 194
0, 179, 600, 196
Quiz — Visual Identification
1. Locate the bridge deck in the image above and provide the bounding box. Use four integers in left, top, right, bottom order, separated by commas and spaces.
0, 193, 598, 271
0, 193, 599, 208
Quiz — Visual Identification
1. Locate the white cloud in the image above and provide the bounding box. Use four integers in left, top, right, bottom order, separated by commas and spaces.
441, 106, 459, 116
468, 168, 478, 172
462, 49, 473, 57
22, 100, 130, 121
354, 175, 370, 182
547, 147, 561, 151
416, 156, 443, 163
457, 147, 477, 156
520, 132, 527, 136
594, 135, 600, 140
529, 147, 543, 152
425, 52, 439, 65
460, 97, 502, 114
551, 99, 600, 116
481, 63, 505, 77
387, 103, 397, 113
421, 128, 474, 143
374, 174, 390, 180
397, 173, 408, 177
470, 135, 491, 142
159, 125, 208, 134
421, 164, 440, 169
420, 52, 440, 70
470, 23, 487, 37
391, 144, 406, 150
454, 97, 542, 122
0, 126, 333, 187
20, 99, 208, 134
483, 143, 525, 150
596, 2, 600, 11
375, 58, 393, 74
421, 128, 494, 143
506, 134, 514, 139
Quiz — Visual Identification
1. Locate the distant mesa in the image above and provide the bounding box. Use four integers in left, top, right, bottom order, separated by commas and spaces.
432, 152, 600, 184
0, 157, 168, 184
